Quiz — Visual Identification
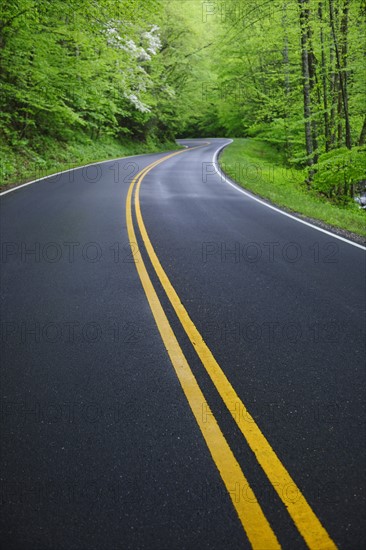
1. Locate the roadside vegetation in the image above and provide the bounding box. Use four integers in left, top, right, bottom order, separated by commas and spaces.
0, 134, 179, 188
220, 138, 366, 237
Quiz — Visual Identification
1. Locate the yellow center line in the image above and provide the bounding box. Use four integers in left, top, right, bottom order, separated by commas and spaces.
126, 149, 280, 549
132, 147, 337, 550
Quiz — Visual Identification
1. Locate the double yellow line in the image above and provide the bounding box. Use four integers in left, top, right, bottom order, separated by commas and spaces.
125, 146, 337, 549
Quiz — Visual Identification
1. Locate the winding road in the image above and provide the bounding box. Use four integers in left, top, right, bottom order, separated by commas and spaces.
1, 139, 365, 549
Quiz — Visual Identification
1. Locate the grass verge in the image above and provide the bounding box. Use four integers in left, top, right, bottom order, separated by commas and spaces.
219, 138, 366, 238
0, 134, 181, 190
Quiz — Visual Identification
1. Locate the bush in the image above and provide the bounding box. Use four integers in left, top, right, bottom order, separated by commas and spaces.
312, 147, 366, 200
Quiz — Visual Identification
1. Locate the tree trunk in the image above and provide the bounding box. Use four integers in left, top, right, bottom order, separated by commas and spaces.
340, 0, 351, 147
329, 0, 352, 149
337, 86, 343, 147
318, 2, 331, 151
359, 115, 366, 146
329, 44, 337, 149
298, 0, 315, 182
282, 3, 291, 159
306, 13, 319, 164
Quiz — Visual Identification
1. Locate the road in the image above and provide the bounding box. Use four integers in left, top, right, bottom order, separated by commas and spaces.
0, 139, 365, 549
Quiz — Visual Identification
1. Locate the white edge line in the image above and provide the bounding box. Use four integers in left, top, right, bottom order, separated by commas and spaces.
0, 150, 175, 197
213, 139, 366, 251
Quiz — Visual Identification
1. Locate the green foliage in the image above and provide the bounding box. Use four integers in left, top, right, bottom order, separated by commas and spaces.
183, 0, 366, 203
0, 0, 189, 151
312, 146, 366, 200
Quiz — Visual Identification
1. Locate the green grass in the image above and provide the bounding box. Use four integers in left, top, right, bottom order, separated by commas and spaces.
220, 138, 366, 237
0, 134, 182, 189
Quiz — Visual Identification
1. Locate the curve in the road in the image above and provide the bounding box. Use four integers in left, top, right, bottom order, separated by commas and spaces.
126, 147, 280, 549
127, 143, 337, 550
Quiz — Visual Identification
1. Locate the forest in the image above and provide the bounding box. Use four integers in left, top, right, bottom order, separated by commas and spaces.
0, 0, 365, 219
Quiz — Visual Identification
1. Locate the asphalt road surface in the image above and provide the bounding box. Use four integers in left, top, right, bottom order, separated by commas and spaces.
1, 139, 365, 549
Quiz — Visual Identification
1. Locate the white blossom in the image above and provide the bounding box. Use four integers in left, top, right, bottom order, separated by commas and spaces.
125, 93, 151, 113
142, 25, 162, 55
105, 21, 162, 61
